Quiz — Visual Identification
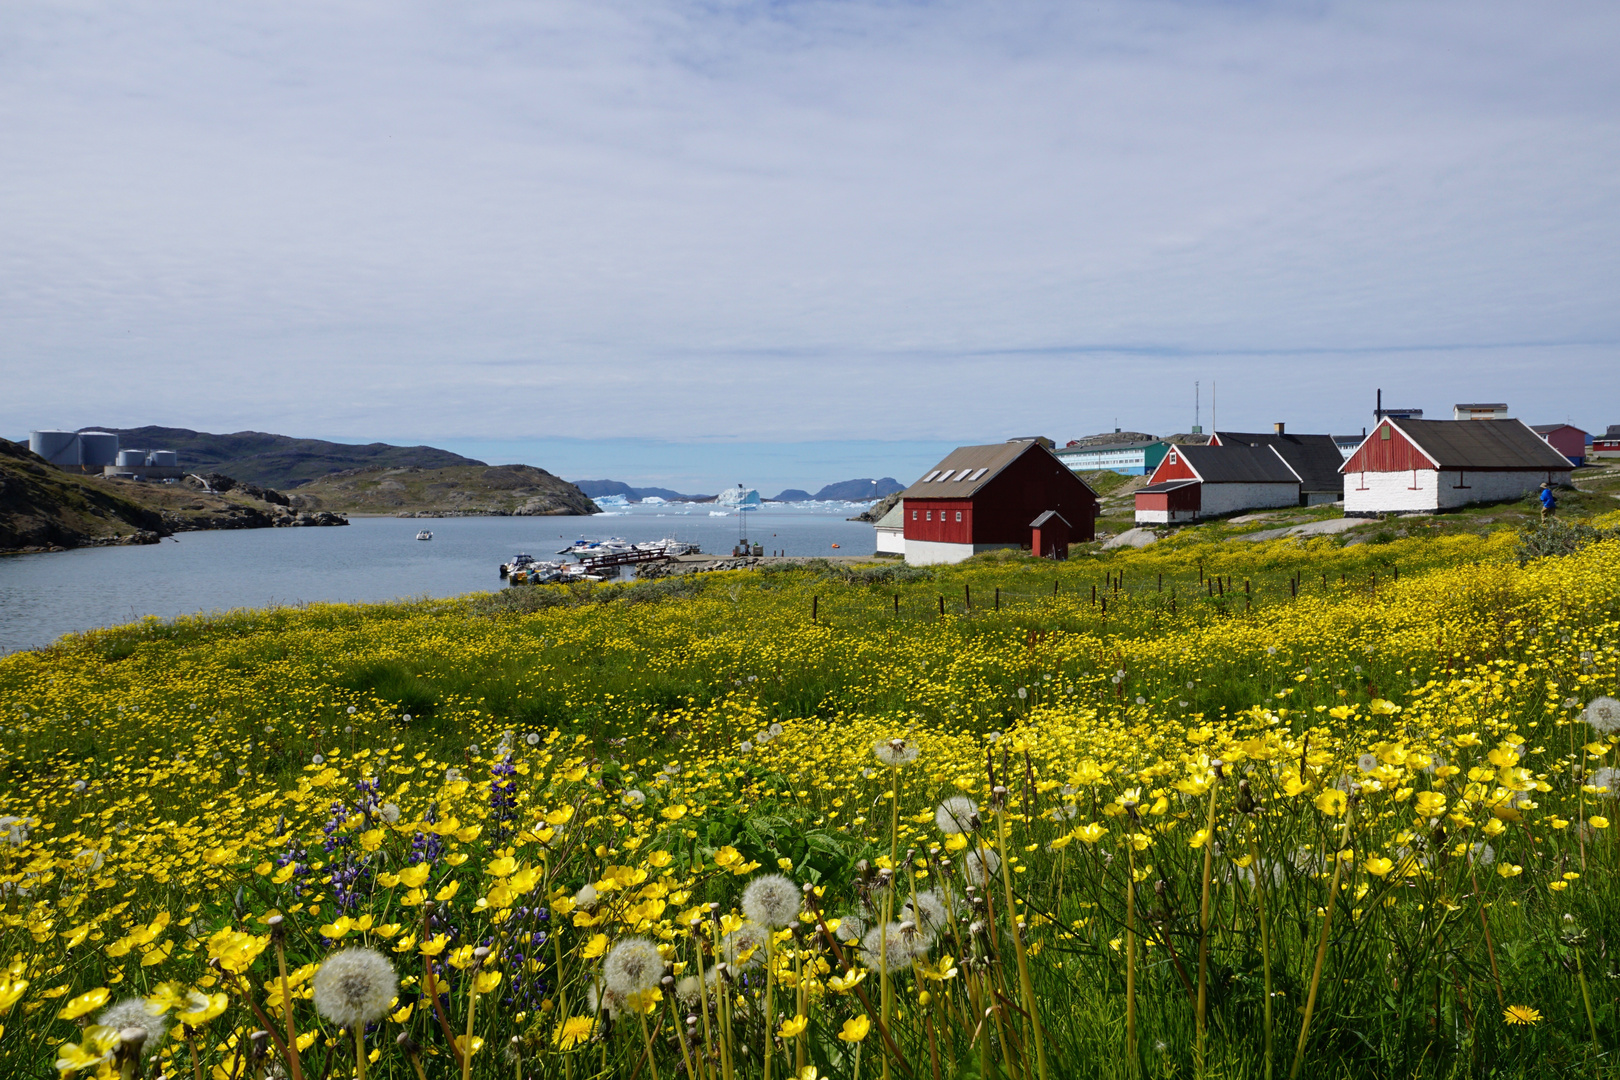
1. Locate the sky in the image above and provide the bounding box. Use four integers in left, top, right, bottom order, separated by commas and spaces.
3, 1, 1618, 494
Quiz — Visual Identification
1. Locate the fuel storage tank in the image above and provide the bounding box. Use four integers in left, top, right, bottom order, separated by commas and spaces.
29, 430, 80, 466
78, 432, 120, 468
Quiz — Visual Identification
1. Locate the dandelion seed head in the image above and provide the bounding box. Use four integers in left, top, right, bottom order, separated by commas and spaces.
603, 937, 665, 996
901, 890, 949, 934
833, 915, 866, 945
96, 999, 166, 1054
1591, 766, 1618, 797
312, 947, 397, 1029
934, 797, 980, 835
873, 737, 920, 768
859, 923, 916, 973
740, 873, 800, 928
722, 923, 769, 968
1584, 697, 1620, 734
622, 789, 646, 808
963, 847, 1001, 887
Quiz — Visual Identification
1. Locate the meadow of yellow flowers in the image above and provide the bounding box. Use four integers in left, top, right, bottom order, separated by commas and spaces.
1, 524, 1617, 1079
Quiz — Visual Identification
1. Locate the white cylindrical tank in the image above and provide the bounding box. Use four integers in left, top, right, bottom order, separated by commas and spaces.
116, 449, 147, 467
29, 430, 80, 465
78, 432, 120, 467
146, 450, 178, 468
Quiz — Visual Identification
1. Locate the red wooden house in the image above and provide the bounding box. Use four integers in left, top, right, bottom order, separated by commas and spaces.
1133, 443, 1301, 524
1530, 424, 1588, 467
1341, 418, 1572, 516
901, 441, 1097, 564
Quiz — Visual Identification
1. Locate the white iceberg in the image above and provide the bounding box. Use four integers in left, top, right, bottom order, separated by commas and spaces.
715, 486, 762, 508
594, 494, 630, 507
641, 496, 667, 505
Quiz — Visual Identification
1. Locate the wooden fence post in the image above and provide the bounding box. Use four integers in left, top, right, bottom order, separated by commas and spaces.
995, 586, 1001, 611
938, 596, 945, 617
893, 594, 899, 616
812, 595, 818, 622
965, 584, 972, 611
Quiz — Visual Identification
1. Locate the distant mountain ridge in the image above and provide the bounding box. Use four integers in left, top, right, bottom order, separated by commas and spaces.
810, 477, 904, 501
579, 477, 903, 503
82, 426, 484, 490
573, 479, 703, 502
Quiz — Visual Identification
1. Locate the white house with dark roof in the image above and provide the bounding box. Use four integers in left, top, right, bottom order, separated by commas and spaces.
1341, 418, 1572, 516
1134, 443, 1302, 524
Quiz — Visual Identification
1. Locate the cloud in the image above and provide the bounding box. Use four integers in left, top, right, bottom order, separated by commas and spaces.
3, 0, 1618, 455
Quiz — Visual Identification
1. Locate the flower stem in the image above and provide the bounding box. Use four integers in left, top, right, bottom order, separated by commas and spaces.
996, 809, 1047, 1080
639, 1005, 663, 1080
1195, 776, 1221, 1079
275, 939, 304, 1080
462, 985, 478, 1080
1249, 836, 1273, 1080
764, 934, 776, 1080
352, 1026, 367, 1080
1290, 806, 1353, 1080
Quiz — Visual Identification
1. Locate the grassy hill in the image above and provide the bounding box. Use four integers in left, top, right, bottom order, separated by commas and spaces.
0, 439, 166, 550
82, 426, 484, 489
289, 463, 598, 516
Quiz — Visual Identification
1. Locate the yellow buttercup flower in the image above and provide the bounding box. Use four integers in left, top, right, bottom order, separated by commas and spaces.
838, 1015, 872, 1043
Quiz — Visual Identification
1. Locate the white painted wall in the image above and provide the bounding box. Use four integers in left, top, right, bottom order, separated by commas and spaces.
1435, 469, 1567, 509
875, 527, 905, 555
1200, 482, 1299, 517
1345, 468, 1571, 514
1134, 507, 1197, 525
904, 539, 1017, 565
1344, 469, 1437, 514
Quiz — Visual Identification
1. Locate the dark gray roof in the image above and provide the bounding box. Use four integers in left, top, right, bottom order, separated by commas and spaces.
1139, 479, 1199, 493
903, 442, 1096, 500
1607, 424, 1620, 439
1380, 419, 1574, 470
1530, 423, 1585, 435
1172, 443, 1300, 484
1215, 432, 1344, 494
1029, 510, 1070, 528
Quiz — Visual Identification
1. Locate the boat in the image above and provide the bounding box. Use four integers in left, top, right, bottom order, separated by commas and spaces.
500, 553, 537, 578
557, 537, 633, 558
416, 530, 433, 541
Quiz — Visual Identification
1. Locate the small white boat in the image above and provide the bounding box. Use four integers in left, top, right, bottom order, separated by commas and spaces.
416, 529, 433, 541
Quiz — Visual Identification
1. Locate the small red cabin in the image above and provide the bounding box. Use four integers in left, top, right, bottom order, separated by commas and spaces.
901, 441, 1097, 564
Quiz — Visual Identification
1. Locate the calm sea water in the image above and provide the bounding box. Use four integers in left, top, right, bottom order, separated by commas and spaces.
0, 505, 878, 654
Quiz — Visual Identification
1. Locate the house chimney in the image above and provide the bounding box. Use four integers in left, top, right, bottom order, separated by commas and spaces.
1274, 422, 1285, 435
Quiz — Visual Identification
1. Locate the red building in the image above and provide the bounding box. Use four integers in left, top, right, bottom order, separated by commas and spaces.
1530, 424, 1588, 467
901, 440, 1097, 564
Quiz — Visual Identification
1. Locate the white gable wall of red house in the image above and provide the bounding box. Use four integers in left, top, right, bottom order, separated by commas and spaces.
1341, 418, 1571, 516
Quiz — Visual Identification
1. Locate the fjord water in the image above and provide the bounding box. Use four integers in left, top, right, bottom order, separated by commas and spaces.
0, 506, 878, 654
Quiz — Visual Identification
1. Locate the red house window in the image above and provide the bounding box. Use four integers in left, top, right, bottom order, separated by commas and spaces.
926, 511, 932, 521
955, 512, 962, 522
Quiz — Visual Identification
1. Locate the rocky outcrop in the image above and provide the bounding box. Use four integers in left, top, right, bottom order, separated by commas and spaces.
0, 439, 171, 552
849, 491, 903, 523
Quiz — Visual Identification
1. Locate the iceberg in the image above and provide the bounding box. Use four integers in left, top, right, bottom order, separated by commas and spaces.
715, 486, 762, 508
594, 494, 630, 507
641, 496, 667, 505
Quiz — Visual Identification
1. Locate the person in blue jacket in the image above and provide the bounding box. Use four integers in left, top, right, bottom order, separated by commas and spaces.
1539, 482, 1557, 521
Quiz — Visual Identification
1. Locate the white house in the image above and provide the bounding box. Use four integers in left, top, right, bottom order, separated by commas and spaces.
1134, 443, 1301, 524
874, 500, 905, 556
1341, 418, 1572, 516
1453, 402, 1510, 421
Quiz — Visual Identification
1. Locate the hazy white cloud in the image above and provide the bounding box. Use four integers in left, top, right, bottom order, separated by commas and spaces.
3, 0, 1618, 461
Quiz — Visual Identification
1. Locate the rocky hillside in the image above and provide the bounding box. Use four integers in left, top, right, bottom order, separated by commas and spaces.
289, 464, 598, 517
0, 439, 167, 551
0, 440, 352, 553
83, 426, 484, 489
